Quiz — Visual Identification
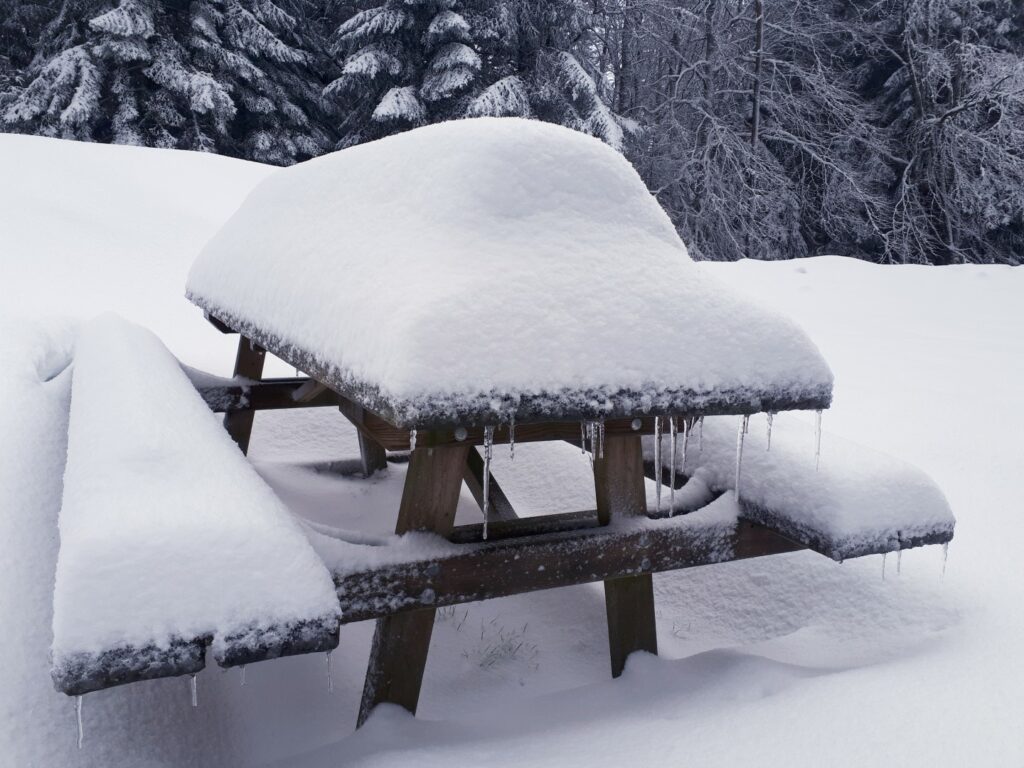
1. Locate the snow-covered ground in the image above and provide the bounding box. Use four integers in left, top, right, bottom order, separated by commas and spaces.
2, 134, 1022, 767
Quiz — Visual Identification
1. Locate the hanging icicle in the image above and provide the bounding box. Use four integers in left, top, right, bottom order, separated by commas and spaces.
766, 412, 774, 451
409, 428, 417, 452
668, 416, 677, 517
326, 651, 334, 694
190, 673, 198, 708
681, 417, 690, 471
942, 542, 949, 579
897, 549, 903, 575
735, 415, 749, 500
508, 413, 516, 462
240, 665, 247, 687
881, 553, 887, 581
698, 416, 704, 452
580, 421, 587, 455
814, 409, 823, 470
653, 416, 663, 514
75, 695, 84, 749
481, 428, 493, 540
597, 418, 606, 459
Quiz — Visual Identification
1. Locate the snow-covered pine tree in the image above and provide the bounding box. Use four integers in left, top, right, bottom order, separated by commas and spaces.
2, 0, 333, 163
323, 0, 488, 145
322, 0, 626, 149
0, 0, 56, 97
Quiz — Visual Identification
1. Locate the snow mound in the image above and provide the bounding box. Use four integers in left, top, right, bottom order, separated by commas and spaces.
52, 314, 341, 695
659, 414, 955, 560
187, 117, 833, 427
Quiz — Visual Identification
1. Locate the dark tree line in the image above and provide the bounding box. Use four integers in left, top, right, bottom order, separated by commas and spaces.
1, 0, 1022, 264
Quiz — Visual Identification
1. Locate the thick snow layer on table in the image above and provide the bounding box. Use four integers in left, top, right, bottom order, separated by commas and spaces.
187, 118, 832, 426
52, 314, 340, 684
656, 414, 955, 559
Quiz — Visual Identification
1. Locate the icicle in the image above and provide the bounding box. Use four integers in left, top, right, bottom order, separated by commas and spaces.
580, 421, 587, 454
681, 417, 690, 471
897, 549, 903, 575
881, 553, 887, 581
75, 695, 84, 749
597, 418, 606, 459
326, 651, 334, 695
814, 409, 823, 470
190, 673, 198, 708
668, 416, 677, 517
734, 416, 749, 500
409, 429, 417, 452
653, 416, 663, 514
240, 665, 247, 687
942, 542, 949, 579
482, 425, 494, 540
766, 412, 774, 451
698, 416, 704, 452
508, 413, 515, 462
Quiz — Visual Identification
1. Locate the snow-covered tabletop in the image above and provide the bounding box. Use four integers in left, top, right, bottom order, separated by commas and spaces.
187, 118, 833, 428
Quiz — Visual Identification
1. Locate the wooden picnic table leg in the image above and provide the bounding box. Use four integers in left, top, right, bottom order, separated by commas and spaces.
357, 443, 470, 727
356, 429, 389, 478
224, 335, 266, 454
595, 432, 658, 678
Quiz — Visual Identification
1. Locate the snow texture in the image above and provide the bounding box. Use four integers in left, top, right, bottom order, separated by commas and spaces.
653, 413, 955, 560
187, 117, 833, 428
51, 314, 341, 694
5, 135, 1013, 768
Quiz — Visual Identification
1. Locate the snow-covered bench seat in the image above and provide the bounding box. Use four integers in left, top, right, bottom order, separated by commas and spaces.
185, 117, 833, 429
652, 414, 955, 561
51, 315, 341, 696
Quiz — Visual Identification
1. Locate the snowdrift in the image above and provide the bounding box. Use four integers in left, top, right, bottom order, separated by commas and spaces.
187, 118, 833, 427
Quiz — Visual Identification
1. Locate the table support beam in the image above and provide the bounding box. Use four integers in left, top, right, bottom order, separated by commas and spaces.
595, 433, 658, 677
358, 444, 470, 727
224, 336, 265, 454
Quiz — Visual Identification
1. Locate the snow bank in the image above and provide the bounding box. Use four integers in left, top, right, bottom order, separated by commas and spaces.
52, 314, 341, 694
656, 414, 955, 560
187, 117, 833, 427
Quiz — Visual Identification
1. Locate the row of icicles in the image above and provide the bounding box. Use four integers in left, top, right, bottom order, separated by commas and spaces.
408, 410, 826, 537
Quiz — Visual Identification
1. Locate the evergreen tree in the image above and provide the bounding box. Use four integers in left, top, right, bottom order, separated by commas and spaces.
0, 1, 57, 96
322, 0, 625, 148
2, 0, 334, 163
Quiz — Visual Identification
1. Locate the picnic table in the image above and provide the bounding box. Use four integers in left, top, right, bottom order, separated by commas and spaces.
50, 118, 955, 730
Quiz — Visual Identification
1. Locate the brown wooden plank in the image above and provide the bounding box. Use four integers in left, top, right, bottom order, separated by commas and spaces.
593, 432, 658, 677
196, 377, 341, 412
200, 309, 831, 430
462, 447, 517, 522
357, 428, 389, 478
358, 444, 470, 727
605, 573, 657, 677
205, 312, 235, 334
223, 336, 266, 454
291, 379, 328, 403
448, 509, 597, 544
334, 519, 805, 624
